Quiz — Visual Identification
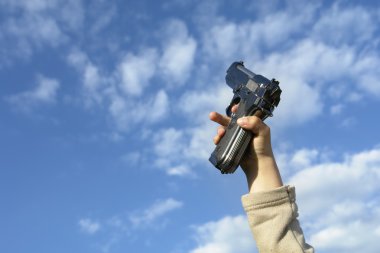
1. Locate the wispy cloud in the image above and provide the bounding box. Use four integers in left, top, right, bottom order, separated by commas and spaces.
139, 2, 380, 179
193, 2, 380, 129
118, 48, 158, 96
189, 215, 255, 253
6, 74, 60, 111
78, 197, 183, 251
129, 198, 183, 228
159, 19, 197, 87
166, 165, 192, 177
0, 0, 83, 65
79, 218, 101, 235
67, 49, 106, 106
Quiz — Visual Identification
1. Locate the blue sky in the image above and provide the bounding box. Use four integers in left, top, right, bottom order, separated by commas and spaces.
1, 0, 380, 252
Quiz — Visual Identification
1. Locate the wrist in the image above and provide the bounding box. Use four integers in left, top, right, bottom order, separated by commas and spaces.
244, 155, 283, 194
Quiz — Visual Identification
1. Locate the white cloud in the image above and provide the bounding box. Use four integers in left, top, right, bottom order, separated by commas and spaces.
78, 197, 183, 251
129, 198, 183, 228
290, 148, 380, 216
189, 215, 256, 253
167, 165, 192, 177
169, 84, 233, 169
108, 89, 169, 131
195, 3, 380, 131
159, 19, 197, 86
330, 104, 344, 115
151, 121, 217, 176
312, 3, 376, 46
154, 128, 184, 157
310, 220, 380, 252
0, 0, 59, 12
196, 14, 327, 128
59, 3, 380, 152
67, 48, 170, 130
0, 0, 84, 64
200, 4, 315, 65
290, 148, 319, 169
28, 75, 60, 102
3, 14, 66, 49
149, 90, 169, 122
185, 123, 218, 162
121, 151, 141, 166
351, 54, 380, 96
89, 4, 116, 34
67, 49, 105, 106
84, 63, 101, 91
179, 84, 231, 123
67, 48, 88, 68
59, 0, 84, 31
7, 74, 60, 110
152, 127, 194, 176
118, 48, 158, 96
79, 218, 101, 235
287, 148, 380, 252
132, 3, 380, 180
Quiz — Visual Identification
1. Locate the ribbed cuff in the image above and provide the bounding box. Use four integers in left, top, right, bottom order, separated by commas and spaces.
241, 185, 296, 211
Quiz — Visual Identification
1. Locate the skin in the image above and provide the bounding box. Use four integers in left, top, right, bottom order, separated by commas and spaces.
209, 105, 283, 193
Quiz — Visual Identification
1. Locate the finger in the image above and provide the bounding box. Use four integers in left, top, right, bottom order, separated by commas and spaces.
231, 104, 239, 113
209, 111, 230, 127
213, 126, 226, 145
213, 135, 221, 145
217, 126, 226, 137
236, 115, 270, 136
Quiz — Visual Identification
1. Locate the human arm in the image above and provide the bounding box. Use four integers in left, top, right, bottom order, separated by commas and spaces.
209, 108, 314, 253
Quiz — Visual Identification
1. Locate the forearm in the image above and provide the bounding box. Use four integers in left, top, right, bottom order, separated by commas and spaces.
243, 155, 283, 193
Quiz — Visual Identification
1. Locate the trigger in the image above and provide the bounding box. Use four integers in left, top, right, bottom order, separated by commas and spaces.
226, 96, 241, 117
226, 104, 233, 117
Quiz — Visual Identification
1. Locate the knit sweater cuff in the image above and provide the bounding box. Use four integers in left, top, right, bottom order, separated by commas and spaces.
241, 185, 296, 211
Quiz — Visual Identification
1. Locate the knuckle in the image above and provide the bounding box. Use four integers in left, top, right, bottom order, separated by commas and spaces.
247, 116, 270, 135
248, 116, 261, 127
217, 128, 225, 137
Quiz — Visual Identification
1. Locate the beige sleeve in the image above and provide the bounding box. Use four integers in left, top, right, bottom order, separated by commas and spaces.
241, 185, 314, 253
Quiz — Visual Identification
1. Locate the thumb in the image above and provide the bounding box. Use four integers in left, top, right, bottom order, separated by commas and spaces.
237, 116, 269, 136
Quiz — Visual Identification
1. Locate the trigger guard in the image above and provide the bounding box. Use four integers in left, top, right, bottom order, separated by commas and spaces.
226, 96, 241, 117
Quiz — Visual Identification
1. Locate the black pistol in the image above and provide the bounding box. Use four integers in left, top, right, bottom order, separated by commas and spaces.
209, 61, 282, 174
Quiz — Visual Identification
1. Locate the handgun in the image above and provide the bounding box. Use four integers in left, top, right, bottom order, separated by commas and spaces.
209, 61, 282, 174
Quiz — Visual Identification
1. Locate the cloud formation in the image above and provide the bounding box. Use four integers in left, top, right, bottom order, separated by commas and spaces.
118, 49, 158, 96
129, 198, 183, 228
288, 148, 380, 252
0, 0, 83, 64
159, 19, 197, 86
189, 215, 255, 253
79, 218, 101, 235
77, 197, 183, 251
7, 74, 60, 110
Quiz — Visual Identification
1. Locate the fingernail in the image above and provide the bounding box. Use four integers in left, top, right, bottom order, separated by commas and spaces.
237, 117, 248, 126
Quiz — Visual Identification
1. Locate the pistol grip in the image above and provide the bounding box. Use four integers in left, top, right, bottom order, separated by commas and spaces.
209, 105, 254, 173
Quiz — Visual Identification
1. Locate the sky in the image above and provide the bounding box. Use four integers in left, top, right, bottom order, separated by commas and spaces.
1, 0, 380, 252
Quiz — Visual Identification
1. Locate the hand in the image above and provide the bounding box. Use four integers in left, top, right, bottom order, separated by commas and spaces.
209, 106, 283, 193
